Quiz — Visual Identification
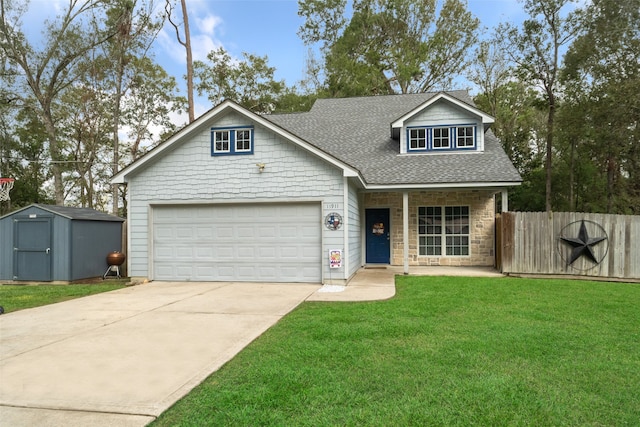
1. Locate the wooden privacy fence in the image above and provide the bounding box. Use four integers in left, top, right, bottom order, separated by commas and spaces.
497, 211, 640, 280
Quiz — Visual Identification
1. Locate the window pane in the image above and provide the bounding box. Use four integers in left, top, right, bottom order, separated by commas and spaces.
236, 129, 251, 151
418, 207, 443, 256
409, 128, 426, 150
214, 131, 230, 152
457, 126, 474, 147
433, 127, 450, 148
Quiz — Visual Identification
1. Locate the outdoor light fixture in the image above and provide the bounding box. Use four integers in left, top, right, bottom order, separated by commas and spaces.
256, 163, 266, 173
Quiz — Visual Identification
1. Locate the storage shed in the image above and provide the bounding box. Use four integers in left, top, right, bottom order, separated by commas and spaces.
0, 204, 125, 282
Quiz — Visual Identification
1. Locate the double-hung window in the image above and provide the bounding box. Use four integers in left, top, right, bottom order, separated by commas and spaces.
409, 128, 426, 150
457, 126, 474, 148
211, 126, 254, 155
418, 206, 470, 256
432, 127, 450, 149
214, 130, 231, 153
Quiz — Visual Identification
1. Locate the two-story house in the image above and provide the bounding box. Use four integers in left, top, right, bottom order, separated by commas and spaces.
112, 91, 522, 284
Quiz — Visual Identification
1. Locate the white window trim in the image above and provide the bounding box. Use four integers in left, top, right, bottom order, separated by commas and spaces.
432, 127, 450, 150
456, 126, 475, 148
408, 128, 427, 151
418, 206, 471, 257
235, 129, 252, 152
213, 130, 230, 153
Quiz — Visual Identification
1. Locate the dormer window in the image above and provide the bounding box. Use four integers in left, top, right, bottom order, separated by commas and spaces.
406, 125, 476, 152
457, 126, 474, 147
211, 126, 254, 155
409, 128, 426, 150
433, 127, 450, 149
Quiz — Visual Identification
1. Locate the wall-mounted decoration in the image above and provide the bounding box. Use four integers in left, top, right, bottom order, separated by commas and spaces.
372, 222, 385, 235
324, 212, 342, 230
558, 219, 609, 269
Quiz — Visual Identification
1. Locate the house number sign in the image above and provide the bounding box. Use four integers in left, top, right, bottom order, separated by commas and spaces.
324, 212, 342, 230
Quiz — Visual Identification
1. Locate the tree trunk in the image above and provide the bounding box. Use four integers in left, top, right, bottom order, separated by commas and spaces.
545, 97, 554, 212
569, 138, 575, 210
181, 0, 195, 123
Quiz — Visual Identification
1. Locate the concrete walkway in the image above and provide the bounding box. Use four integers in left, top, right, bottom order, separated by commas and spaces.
0, 266, 501, 426
308, 265, 502, 302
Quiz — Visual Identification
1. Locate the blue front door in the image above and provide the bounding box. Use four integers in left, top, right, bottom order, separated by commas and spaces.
13, 217, 52, 281
366, 208, 390, 264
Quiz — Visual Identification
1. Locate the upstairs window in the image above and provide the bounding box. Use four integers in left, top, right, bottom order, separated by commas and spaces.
406, 125, 476, 152
432, 127, 450, 149
214, 130, 230, 153
409, 128, 426, 150
457, 126, 474, 147
211, 126, 254, 155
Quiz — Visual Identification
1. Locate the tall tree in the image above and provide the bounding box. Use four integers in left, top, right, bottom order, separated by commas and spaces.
194, 47, 286, 114
166, 0, 194, 123
499, 0, 580, 212
0, 0, 122, 205
561, 0, 640, 214
298, 0, 479, 96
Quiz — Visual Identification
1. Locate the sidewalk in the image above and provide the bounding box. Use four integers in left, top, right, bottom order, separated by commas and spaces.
307, 265, 502, 302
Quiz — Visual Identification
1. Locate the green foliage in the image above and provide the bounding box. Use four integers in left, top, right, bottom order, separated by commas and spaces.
559, 0, 640, 213
299, 0, 479, 96
194, 47, 286, 114
152, 276, 640, 426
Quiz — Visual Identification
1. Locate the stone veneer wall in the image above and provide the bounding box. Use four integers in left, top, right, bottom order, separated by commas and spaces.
364, 190, 496, 266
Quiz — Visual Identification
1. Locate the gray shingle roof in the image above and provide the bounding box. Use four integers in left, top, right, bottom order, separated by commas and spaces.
265, 91, 522, 186
32, 204, 125, 221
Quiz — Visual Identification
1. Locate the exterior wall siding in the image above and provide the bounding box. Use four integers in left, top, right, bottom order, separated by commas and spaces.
347, 181, 362, 277
364, 190, 496, 266
127, 111, 346, 282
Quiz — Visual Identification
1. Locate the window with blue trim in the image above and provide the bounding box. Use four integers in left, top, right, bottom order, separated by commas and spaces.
211, 126, 254, 155
407, 125, 476, 152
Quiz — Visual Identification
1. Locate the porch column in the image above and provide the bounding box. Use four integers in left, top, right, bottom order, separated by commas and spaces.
403, 191, 409, 275
501, 189, 509, 212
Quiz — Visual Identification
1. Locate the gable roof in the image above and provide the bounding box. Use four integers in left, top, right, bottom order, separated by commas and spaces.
112, 91, 521, 189
112, 100, 360, 184
265, 91, 521, 188
1, 204, 124, 221
390, 91, 494, 130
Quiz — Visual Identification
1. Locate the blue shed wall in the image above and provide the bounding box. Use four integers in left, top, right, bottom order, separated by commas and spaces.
70, 221, 122, 281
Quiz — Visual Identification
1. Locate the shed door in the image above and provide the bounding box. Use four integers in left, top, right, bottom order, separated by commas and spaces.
152, 204, 321, 282
13, 217, 52, 281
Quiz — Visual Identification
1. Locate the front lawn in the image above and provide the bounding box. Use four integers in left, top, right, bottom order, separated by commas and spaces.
0, 281, 128, 313
153, 276, 640, 426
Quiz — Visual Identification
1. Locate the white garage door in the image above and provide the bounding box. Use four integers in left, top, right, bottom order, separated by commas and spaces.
152, 203, 322, 282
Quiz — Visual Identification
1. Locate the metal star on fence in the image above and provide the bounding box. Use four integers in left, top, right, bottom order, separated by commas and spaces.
560, 220, 607, 265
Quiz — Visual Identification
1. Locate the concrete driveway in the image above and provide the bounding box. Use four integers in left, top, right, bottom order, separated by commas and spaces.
0, 281, 320, 426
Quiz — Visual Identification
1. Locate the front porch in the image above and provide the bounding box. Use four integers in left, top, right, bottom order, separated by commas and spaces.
362, 189, 507, 273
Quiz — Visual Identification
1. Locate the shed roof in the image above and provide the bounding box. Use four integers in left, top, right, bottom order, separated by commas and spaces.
0, 204, 125, 222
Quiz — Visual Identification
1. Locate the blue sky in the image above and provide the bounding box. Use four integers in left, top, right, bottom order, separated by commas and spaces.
23, 0, 542, 123
155, 0, 528, 88
152, 0, 533, 118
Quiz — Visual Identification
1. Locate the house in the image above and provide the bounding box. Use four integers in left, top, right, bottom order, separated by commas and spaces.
112, 91, 521, 284
0, 204, 124, 282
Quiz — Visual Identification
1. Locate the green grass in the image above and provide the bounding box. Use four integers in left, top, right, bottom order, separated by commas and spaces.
0, 281, 128, 313
152, 276, 640, 426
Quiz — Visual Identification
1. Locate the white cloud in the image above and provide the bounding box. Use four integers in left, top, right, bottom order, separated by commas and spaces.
196, 14, 223, 36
